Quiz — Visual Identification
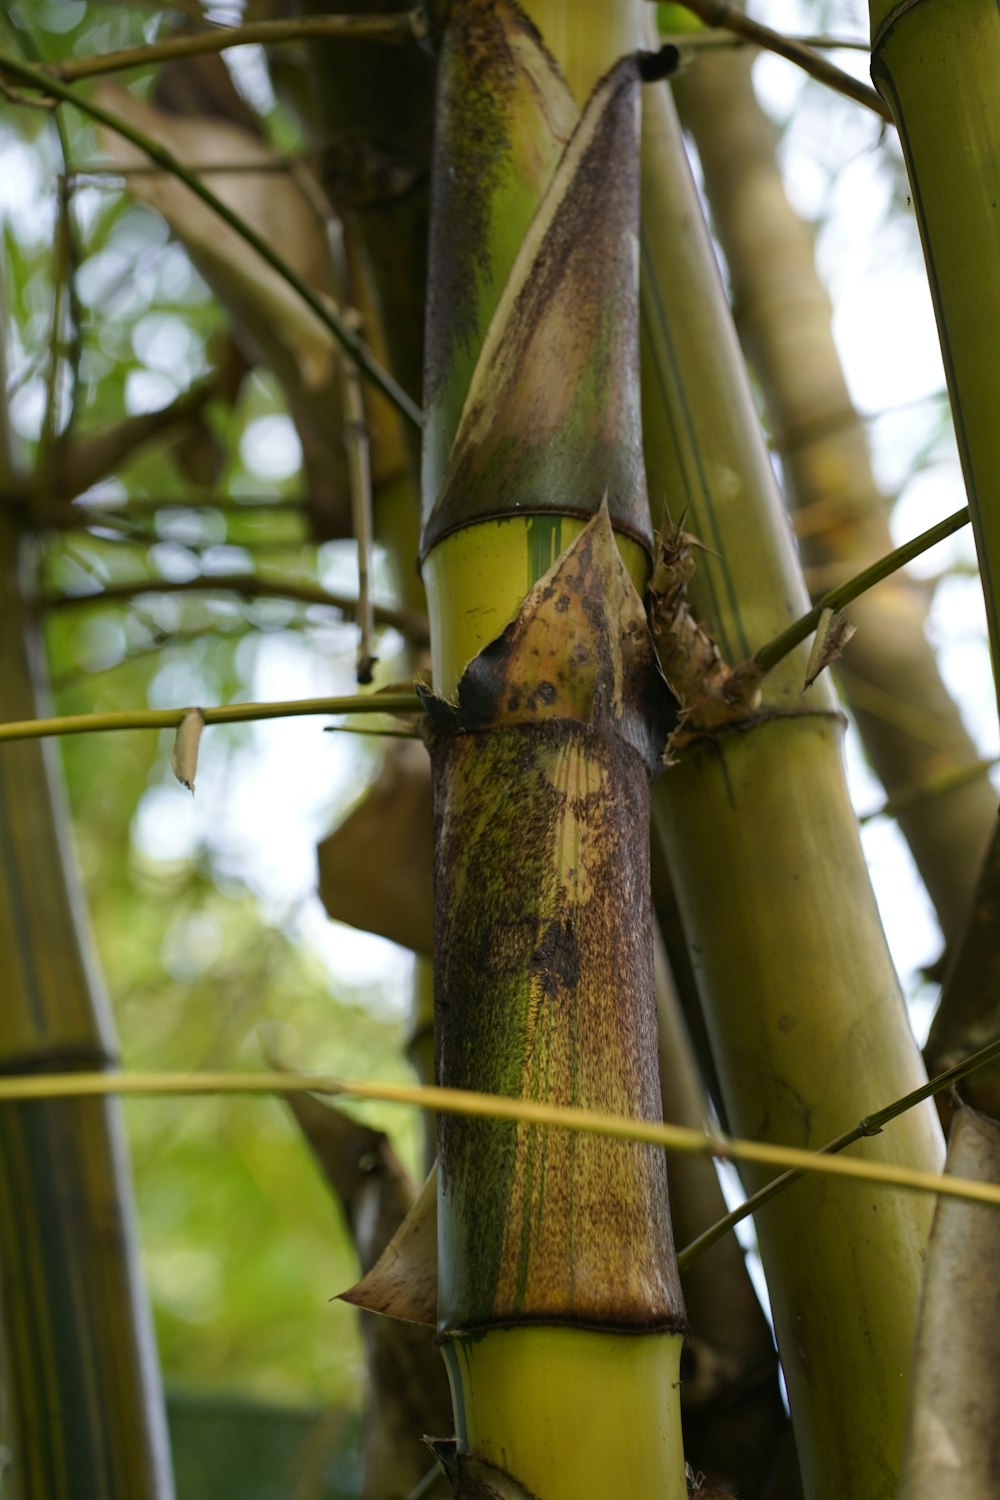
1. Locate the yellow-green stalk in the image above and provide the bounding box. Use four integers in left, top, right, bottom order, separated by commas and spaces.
0, 507, 173, 1498
640, 66, 943, 1500
674, 40, 996, 948
869, 0, 1000, 684
418, 5, 686, 1494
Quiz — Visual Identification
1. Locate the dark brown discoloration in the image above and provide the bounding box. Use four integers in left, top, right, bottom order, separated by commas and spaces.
425, 515, 684, 1335
422, 506, 676, 763
429, 1442, 542, 1499
423, 55, 652, 555
648, 518, 762, 755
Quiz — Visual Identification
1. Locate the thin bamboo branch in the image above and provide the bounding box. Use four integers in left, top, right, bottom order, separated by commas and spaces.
36, 173, 71, 507
47, 496, 311, 522
68, 159, 299, 180
660, 31, 871, 52
45, 573, 428, 643
51, 13, 423, 83
342, 311, 377, 684
0, 1069, 996, 1212
664, 0, 890, 121
0, 692, 424, 745
678, 1031, 1000, 1270
0, 50, 422, 430
754, 506, 969, 674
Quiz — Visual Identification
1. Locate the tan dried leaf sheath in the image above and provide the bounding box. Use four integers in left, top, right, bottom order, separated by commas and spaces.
648, 518, 761, 752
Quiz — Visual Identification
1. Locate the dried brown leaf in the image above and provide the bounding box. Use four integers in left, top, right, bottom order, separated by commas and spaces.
170, 707, 205, 793
317, 739, 433, 956
803, 606, 857, 690
427, 1443, 541, 1500
340, 1163, 438, 1327
648, 517, 761, 752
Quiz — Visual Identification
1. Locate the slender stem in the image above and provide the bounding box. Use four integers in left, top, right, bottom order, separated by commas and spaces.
0, 50, 423, 430
47, 496, 312, 522
68, 159, 298, 180
661, 31, 872, 53
0, 692, 424, 744
45, 573, 428, 643
677, 1031, 1000, 1270
0, 1069, 995, 1210
52, 13, 422, 83
37, 173, 70, 508
342, 312, 377, 684
754, 506, 970, 674
666, 0, 891, 122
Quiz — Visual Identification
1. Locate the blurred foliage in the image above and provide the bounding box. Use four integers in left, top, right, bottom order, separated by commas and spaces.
0, 0, 423, 1444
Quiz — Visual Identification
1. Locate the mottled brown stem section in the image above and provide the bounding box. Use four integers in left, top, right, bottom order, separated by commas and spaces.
423, 511, 684, 1335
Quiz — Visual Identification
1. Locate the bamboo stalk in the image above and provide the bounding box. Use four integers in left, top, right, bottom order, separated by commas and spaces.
415, 6, 687, 1493
899, 1106, 1000, 1498
869, 0, 1000, 697
0, 507, 173, 1498
640, 68, 943, 1500
676, 41, 997, 948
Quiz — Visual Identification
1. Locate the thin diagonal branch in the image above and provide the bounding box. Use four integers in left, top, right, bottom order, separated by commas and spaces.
753, 506, 970, 674
0, 50, 423, 430
677, 1010, 1000, 1270
665, 0, 891, 122
44, 573, 429, 644
52, 13, 423, 83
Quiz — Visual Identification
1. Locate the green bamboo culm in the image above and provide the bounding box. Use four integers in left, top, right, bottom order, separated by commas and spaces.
0, 507, 173, 1498
673, 36, 996, 949
869, 0, 1000, 692
411, 3, 688, 1494
639, 61, 943, 1500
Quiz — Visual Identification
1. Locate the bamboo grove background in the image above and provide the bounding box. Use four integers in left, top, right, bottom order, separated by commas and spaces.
0, 0, 998, 1497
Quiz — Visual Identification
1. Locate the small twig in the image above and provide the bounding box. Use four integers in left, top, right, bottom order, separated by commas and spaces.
67, 158, 299, 182
665, 0, 891, 123
677, 1030, 1000, 1270
753, 506, 970, 675
44, 573, 429, 644
51, 12, 424, 83
49, 496, 311, 523
0, 74, 56, 108
324, 724, 419, 739
660, 30, 871, 53
341, 308, 377, 684
36, 176, 71, 510
0, 50, 422, 431
0, 692, 424, 745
